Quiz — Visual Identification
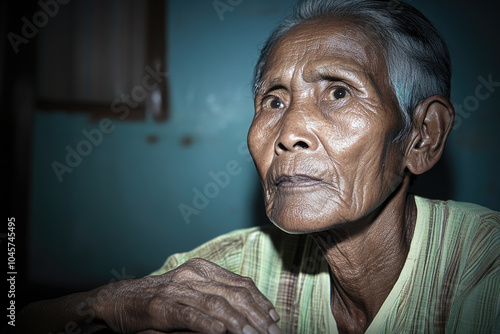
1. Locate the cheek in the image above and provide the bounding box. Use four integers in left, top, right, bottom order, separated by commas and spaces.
320, 114, 371, 172
323, 105, 396, 168
248, 116, 276, 179
335, 136, 405, 214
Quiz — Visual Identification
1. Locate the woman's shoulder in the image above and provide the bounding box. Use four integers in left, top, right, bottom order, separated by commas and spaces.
415, 195, 499, 234
413, 195, 499, 285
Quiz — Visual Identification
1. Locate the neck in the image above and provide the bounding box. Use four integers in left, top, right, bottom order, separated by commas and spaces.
310, 177, 417, 333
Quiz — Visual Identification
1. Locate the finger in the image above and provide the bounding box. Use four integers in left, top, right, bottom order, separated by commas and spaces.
233, 276, 280, 322
138, 329, 204, 334
200, 266, 280, 323
206, 283, 281, 334
196, 260, 279, 319
135, 329, 204, 334
178, 259, 281, 333
198, 293, 265, 334
193, 291, 282, 334
149, 300, 227, 334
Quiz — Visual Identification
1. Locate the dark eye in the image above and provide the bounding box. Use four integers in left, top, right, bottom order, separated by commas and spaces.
263, 96, 284, 109
329, 87, 350, 100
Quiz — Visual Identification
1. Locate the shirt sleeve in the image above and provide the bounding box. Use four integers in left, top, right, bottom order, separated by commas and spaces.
147, 228, 253, 276
446, 211, 500, 333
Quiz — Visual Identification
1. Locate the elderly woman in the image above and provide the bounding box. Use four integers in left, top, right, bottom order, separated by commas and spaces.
18, 0, 498, 333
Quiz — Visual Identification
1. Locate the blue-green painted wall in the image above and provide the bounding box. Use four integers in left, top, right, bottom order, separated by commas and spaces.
29, 0, 500, 287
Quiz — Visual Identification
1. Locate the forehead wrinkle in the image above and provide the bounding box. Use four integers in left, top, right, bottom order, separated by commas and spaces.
259, 61, 306, 96
258, 70, 295, 96
300, 31, 379, 81
258, 17, 391, 103
302, 59, 368, 84
259, 29, 324, 94
301, 30, 391, 109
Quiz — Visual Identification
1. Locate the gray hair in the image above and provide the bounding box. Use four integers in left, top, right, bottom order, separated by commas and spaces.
253, 0, 452, 142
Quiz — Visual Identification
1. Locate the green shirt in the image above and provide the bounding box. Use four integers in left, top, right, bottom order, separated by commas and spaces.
150, 196, 500, 333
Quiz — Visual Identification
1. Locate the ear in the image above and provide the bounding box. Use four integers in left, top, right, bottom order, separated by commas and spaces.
405, 95, 455, 175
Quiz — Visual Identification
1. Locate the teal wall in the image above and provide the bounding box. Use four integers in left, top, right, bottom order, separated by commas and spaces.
29, 0, 500, 288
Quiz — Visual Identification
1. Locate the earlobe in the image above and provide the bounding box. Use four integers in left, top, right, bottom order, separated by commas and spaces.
405, 95, 454, 175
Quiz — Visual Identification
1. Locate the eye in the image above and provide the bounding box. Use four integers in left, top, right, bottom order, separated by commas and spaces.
263, 96, 285, 109
328, 86, 350, 100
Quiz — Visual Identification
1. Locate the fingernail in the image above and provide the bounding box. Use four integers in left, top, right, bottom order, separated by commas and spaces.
269, 309, 280, 322
211, 320, 225, 333
268, 323, 282, 334
243, 324, 259, 334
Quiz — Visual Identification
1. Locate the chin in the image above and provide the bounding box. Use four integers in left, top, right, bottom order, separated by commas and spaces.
267, 205, 343, 234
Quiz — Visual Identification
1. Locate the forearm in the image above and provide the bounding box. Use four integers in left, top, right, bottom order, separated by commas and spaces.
16, 289, 108, 334
12, 260, 282, 334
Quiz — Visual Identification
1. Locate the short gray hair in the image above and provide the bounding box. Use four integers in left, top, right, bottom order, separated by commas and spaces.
253, 0, 452, 142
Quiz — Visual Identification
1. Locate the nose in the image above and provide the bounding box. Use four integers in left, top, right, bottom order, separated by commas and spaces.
275, 109, 318, 155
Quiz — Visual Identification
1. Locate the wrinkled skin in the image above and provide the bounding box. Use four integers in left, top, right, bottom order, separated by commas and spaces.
93, 258, 280, 334
249, 17, 405, 233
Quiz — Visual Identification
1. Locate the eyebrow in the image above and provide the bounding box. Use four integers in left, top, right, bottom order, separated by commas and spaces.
303, 60, 367, 87
311, 59, 387, 102
257, 60, 369, 97
256, 77, 287, 96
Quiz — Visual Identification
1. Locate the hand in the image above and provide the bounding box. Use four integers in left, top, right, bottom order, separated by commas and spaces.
92, 258, 282, 334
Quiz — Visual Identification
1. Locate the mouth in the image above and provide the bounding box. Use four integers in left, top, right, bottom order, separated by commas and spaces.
275, 174, 323, 188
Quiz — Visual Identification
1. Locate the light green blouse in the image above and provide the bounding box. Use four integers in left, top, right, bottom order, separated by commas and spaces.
150, 196, 499, 333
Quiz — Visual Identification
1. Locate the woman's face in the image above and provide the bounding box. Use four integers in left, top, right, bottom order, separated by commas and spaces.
248, 18, 408, 233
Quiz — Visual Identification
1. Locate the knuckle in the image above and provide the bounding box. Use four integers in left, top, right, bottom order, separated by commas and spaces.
146, 296, 165, 314
187, 257, 213, 269
171, 265, 200, 281
157, 304, 192, 330
182, 306, 216, 331
186, 257, 206, 265
231, 286, 252, 303
181, 304, 197, 317
205, 294, 229, 311
240, 276, 256, 288
172, 258, 216, 281
170, 269, 192, 282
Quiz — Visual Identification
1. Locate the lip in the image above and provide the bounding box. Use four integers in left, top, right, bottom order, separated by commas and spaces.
275, 174, 323, 188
